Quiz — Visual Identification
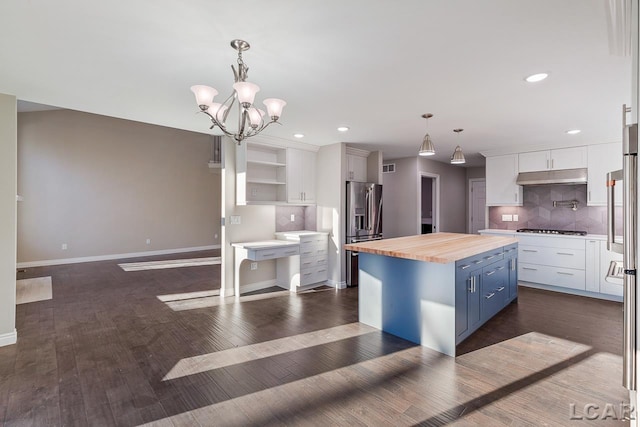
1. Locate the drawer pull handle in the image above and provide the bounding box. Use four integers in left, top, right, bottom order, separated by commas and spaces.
485, 255, 495, 260
318, 269, 326, 273
262, 252, 276, 256
522, 249, 537, 253
460, 264, 471, 270
557, 252, 573, 256
303, 273, 312, 276
485, 292, 495, 299
497, 266, 505, 270
522, 267, 537, 271
496, 286, 505, 292
474, 260, 483, 264
557, 272, 574, 276
285, 250, 298, 255
486, 270, 496, 276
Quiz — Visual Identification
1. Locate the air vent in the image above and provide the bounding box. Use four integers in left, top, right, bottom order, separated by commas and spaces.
382, 163, 396, 173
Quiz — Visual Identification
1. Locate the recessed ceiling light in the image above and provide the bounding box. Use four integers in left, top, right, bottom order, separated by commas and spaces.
337, 126, 350, 132
525, 73, 549, 83
293, 133, 304, 138
566, 129, 581, 135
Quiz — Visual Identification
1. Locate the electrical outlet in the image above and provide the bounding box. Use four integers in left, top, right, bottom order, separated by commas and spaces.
513, 214, 519, 221
251, 187, 258, 197
61, 243, 67, 250
230, 215, 241, 225
146, 238, 151, 245
501, 214, 513, 222
250, 262, 258, 270
214, 233, 218, 239
290, 214, 295, 222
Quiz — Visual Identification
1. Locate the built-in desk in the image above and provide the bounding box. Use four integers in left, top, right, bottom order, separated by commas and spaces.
231, 240, 300, 296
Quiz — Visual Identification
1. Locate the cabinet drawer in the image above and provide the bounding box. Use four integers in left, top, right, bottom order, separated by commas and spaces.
253, 245, 300, 261
301, 266, 328, 285
300, 254, 328, 272
516, 235, 585, 250
519, 263, 586, 290
457, 249, 505, 271
519, 246, 585, 269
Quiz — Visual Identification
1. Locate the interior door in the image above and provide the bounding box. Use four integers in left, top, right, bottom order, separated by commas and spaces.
470, 180, 486, 234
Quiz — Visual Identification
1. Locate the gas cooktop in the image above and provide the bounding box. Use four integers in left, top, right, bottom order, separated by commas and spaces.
516, 228, 587, 236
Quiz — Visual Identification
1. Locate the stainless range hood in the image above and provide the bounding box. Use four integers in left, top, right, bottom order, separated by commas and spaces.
516, 168, 588, 186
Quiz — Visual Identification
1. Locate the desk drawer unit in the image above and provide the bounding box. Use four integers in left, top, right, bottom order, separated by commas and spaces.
252, 245, 300, 261
276, 232, 329, 289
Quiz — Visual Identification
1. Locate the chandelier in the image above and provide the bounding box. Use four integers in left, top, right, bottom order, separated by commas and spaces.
190, 40, 286, 144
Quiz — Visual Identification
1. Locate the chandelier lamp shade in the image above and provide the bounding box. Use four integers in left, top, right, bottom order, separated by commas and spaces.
190, 39, 286, 144
418, 113, 436, 156
450, 129, 466, 164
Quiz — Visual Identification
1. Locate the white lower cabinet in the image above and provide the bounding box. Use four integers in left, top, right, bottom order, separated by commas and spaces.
275, 232, 328, 290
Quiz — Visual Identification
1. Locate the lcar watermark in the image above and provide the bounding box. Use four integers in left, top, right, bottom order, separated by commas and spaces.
569, 403, 636, 421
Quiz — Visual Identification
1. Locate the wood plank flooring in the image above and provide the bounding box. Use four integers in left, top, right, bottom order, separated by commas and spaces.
1, 252, 630, 426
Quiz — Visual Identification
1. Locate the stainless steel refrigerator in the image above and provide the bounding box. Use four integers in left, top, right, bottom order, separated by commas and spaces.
345, 181, 383, 286
607, 105, 638, 392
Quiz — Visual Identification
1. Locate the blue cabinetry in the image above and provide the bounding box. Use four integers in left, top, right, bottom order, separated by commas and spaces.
455, 245, 517, 345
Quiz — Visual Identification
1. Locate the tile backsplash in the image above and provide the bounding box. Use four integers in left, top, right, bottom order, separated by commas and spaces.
275, 205, 317, 232
488, 184, 622, 235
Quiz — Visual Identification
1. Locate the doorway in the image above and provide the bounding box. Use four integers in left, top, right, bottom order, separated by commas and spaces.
418, 173, 439, 234
468, 178, 486, 234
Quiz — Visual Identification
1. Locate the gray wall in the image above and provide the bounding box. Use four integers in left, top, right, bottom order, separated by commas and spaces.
17, 110, 221, 263
0, 93, 17, 344
383, 156, 467, 238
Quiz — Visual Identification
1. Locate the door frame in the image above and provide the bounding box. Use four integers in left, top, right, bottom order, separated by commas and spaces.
417, 172, 440, 235
468, 178, 487, 234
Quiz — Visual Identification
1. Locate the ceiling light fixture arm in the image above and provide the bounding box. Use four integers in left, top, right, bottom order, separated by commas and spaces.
190, 39, 286, 145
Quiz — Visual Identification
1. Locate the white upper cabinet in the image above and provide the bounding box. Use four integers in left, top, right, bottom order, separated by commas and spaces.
587, 142, 622, 206
518, 146, 587, 172
237, 142, 287, 205
346, 153, 367, 182
287, 148, 316, 204
486, 154, 522, 206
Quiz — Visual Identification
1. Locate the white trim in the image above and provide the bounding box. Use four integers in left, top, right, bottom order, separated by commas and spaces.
328, 279, 347, 289
240, 279, 278, 294
479, 140, 622, 158
17, 245, 221, 268
0, 329, 17, 347
518, 281, 623, 302
417, 172, 440, 235
468, 178, 487, 234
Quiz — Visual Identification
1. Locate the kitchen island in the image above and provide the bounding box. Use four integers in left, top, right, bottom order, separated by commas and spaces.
344, 232, 518, 356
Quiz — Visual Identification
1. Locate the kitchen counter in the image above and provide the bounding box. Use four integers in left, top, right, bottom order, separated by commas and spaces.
353, 232, 518, 356
344, 232, 517, 263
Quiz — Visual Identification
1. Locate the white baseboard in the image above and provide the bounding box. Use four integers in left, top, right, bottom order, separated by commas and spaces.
328, 279, 347, 290
240, 280, 278, 294
0, 329, 17, 347
17, 245, 222, 268
518, 281, 623, 302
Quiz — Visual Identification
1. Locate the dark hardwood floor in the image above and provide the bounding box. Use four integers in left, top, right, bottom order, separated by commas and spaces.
1, 253, 630, 426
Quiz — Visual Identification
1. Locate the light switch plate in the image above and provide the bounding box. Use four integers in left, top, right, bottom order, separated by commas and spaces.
290, 214, 295, 222
501, 214, 513, 222
230, 215, 241, 225
513, 214, 519, 221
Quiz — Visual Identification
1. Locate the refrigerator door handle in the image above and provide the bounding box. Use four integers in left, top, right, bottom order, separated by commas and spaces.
607, 169, 624, 254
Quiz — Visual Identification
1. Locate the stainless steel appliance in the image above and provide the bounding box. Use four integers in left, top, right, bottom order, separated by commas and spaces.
346, 181, 383, 286
516, 228, 587, 236
607, 104, 637, 391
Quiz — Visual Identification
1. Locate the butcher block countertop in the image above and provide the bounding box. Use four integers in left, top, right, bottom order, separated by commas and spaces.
344, 232, 518, 264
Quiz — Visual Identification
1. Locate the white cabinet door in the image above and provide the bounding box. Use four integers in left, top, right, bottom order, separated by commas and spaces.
587, 142, 622, 206
287, 149, 304, 203
486, 154, 522, 206
551, 146, 587, 170
585, 239, 600, 293
347, 154, 367, 182
518, 151, 550, 172
300, 150, 316, 203
287, 148, 316, 204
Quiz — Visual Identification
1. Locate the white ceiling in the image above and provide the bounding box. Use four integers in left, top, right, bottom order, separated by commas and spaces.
0, 0, 632, 166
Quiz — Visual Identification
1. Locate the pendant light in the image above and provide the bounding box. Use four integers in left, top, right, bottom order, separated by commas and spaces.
450, 129, 466, 164
418, 113, 435, 156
